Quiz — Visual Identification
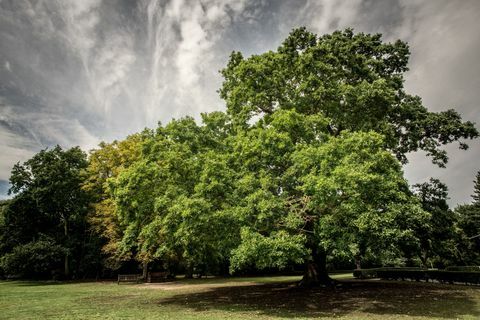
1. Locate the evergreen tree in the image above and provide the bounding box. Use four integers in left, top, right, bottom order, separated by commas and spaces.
472, 171, 480, 204
455, 169, 480, 264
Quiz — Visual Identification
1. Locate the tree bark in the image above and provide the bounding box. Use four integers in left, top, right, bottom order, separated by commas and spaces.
299, 246, 336, 287
63, 218, 70, 278
142, 262, 148, 280
355, 255, 362, 270
185, 263, 194, 279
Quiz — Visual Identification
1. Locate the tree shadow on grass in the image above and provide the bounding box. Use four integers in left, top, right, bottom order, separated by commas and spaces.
158, 280, 480, 318
9, 280, 112, 286
6, 281, 66, 286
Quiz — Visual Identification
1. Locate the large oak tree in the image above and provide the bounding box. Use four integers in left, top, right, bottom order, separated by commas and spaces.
219, 28, 477, 285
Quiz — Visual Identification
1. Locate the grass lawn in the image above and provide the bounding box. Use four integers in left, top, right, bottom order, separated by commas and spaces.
1, 274, 479, 319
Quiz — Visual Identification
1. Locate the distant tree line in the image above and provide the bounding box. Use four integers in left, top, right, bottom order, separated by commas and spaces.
0, 28, 478, 285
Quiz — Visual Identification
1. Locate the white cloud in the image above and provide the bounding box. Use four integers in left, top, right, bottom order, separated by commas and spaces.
306, 0, 363, 33
57, 0, 102, 58
141, 0, 255, 122
275, 0, 362, 35
0, 128, 36, 181
0, 0, 259, 183
0, 99, 100, 180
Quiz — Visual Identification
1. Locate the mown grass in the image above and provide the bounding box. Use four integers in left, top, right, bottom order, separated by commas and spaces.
1, 274, 479, 319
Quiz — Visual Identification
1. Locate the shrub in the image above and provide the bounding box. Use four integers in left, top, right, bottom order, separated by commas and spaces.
427, 270, 480, 285
353, 267, 480, 285
353, 267, 426, 279
376, 268, 428, 281
353, 268, 380, 279
445, 266, 480, 272
0, 239, 66, 279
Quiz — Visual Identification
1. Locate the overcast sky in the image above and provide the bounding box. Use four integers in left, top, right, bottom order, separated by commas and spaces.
0, 0, 479, 205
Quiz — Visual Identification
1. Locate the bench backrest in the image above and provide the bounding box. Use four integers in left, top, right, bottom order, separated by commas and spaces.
117, 274, 142, 284
149, 272, 168, 277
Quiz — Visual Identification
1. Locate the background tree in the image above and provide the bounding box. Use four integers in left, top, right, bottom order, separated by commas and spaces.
472, 171, 480, 203
412, 178, 459, 267
4, 146, 93, 278
83, 132, 148, 271
111, 113, 238, 277
455, 170, 480, 264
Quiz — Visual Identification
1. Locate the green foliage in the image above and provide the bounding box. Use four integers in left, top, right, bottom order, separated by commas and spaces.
83, 133, 149, 268
0, 238, 66, 278
378, 268, 480, 285
3, 146, 95, 278
228, 118, 427, 273
455, 203, 480, 264
0, 195, 43, 254
453, 170, 480, 265
472, 171, 480, 204
354, 267, 480, 285
110, 116, 238, 275
353, 267, 427, 279
445, 266, 480, 271
220, 28, 477, 167
412, 179, 459, 267
230, 228, 306, 272
216, 27, 479, 279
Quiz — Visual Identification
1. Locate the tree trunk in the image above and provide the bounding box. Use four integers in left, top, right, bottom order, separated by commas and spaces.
142, 261, 148, 280
185, 263, 194, 279
355, 255, 362, 270
63, 219, 70, 278
419, 250, 429, 268
299, 246, 335, 287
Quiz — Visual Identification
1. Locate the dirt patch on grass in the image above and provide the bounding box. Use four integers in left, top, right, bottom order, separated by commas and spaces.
81, 293, 141, 304
158, 280, 480, 319
142, 281, 259, 291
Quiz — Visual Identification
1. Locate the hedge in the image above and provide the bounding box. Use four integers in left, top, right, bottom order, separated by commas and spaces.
445, 266, 480, 272
0, 239, 66, 278
353, 267, 426, 279
353, 267, 480, 285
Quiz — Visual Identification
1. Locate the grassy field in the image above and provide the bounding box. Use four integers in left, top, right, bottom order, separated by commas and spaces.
1, 274, 479, 319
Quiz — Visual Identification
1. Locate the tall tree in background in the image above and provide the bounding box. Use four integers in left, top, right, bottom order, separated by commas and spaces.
456, 170, 480, 264
413, 179, 458, 267
83, 133, 148, 270
472, 171, 480, 203
111, 113, 238, 278
5, 146, 92, 277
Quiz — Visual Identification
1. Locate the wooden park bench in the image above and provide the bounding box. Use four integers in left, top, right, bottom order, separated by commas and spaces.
147, 271, 169, 283
117, 274, 143, 284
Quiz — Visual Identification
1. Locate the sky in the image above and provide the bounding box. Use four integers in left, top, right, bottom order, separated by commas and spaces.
0, 0, 479, 205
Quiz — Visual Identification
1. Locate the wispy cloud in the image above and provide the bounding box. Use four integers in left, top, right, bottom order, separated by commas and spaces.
0, 0, 261, 181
